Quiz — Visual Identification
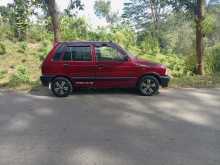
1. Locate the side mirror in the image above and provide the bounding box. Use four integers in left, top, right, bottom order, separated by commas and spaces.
123, 55, 129, 61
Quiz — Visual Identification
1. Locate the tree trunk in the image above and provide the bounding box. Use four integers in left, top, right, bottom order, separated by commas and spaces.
47, 0, 60, 43
149, 0, 161, 49
149, 0, 159, 35
195, 0, 204, 75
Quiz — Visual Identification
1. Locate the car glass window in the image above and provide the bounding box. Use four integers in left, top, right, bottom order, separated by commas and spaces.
63, 47, 71, 61
53, 45, 64, 61
95, 46, 123, 61
63, 46, 91, 61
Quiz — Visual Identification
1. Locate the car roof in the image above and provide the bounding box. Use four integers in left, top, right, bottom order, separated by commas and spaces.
58, 41, 113, 46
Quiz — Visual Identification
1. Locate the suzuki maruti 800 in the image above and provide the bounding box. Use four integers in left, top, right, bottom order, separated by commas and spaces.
41, 41, 170, 97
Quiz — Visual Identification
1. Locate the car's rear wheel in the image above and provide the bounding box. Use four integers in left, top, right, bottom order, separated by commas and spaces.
138, 76, 159, 96
51, 77, 72, 97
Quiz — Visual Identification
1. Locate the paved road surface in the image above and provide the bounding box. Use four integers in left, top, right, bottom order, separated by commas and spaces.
0, 87, 220, 165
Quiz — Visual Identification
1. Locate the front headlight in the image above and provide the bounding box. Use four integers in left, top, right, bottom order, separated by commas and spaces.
165, 68, 171, 76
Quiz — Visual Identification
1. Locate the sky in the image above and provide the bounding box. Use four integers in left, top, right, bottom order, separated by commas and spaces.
0, 0, 212, 27
0, 0, 124, 27
58, 0, 124, 27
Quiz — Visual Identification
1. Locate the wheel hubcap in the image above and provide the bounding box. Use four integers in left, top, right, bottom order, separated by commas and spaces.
140, 79, 156, 95
54, 80, 69, 95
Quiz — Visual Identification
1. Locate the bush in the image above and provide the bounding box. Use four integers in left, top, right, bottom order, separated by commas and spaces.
37, 40, 52, 61
0, 23, 14, 40
0, 42, 6, 55
184, 54, 197, 74
60, 16, 89, 40
0, 69, 7, 79
17, 41, 27, 53
156, 55, 193, 77
28, 25, 51, 42
20, 42, 27, 51
139, 54, 193, 77
205, 43, 220, 74
9, 65, 30, 87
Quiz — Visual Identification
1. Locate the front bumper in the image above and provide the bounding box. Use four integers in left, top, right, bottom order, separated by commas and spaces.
40, 75, 55, 86
160, 76, 170, 87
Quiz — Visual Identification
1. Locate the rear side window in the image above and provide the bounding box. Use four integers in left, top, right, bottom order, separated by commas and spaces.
53, 45, 64, 61
63, 46, 91, 61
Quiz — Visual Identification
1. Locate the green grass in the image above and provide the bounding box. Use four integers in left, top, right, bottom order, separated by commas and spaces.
0, 39, 48, 90
170, 73, 220, 88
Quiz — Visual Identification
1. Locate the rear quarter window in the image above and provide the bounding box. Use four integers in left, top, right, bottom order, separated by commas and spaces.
53, 45, 64, 61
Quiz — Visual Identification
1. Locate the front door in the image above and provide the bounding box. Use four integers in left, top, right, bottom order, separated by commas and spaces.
62, 45, 95, 87
94, 44, 136, 88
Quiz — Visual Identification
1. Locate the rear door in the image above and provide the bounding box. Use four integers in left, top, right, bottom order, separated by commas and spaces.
61, 44, 96, 87
94, 43, 136, 88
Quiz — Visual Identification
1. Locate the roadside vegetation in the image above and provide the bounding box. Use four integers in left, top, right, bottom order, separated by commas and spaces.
0, 0, 220, 90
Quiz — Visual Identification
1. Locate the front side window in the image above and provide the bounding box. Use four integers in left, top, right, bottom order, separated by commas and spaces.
95, 46, 123, 61
63, 46, 91, 61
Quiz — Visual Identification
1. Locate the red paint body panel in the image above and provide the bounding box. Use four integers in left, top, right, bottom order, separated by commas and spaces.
41, 41, 168, 89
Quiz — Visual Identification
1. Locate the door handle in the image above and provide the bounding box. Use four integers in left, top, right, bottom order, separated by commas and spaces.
97, 65, 104, 69
63, 64, 69, 67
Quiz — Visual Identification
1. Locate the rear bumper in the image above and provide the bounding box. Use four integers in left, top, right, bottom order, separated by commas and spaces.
40, 75, 55, 86
160, 76, 170, 88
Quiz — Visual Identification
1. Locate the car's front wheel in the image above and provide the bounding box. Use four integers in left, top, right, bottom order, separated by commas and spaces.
138, 76, 159, 96
51, 77, 72, 97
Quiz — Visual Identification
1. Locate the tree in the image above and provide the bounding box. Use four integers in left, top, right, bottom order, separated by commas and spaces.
195, 0, 205, 75
122, 0, 209, 74
32, 0, 84, 42
122, 0, 170, 50
46, 0, 60, 43
1, 0, 44, 41
64, 0, 84, 17
0, 4, 15, 26
94, 0, 111, 18
8, 0, 30, 41
123, 0, 169, 31
167, 0, 206, 74
94, 0, 119, 25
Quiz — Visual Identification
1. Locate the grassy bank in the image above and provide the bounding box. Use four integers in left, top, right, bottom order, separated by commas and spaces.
0, 40, 50, 90
171, 74, 220, 88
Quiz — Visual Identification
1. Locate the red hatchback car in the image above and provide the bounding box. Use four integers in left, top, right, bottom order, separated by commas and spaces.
41, 41, 170, 97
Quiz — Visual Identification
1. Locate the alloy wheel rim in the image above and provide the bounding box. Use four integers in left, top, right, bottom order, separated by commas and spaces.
54, 80, 69, 95
140, 79, 156, 95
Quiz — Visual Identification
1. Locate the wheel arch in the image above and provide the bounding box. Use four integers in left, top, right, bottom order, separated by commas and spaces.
52, 75, 73, 84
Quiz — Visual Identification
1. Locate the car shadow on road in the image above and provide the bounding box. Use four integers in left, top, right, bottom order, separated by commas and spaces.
29, 85, 140, 97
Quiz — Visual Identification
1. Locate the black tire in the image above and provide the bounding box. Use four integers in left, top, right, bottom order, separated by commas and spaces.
51, 77, 72, 97
137, 76, 159, 96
